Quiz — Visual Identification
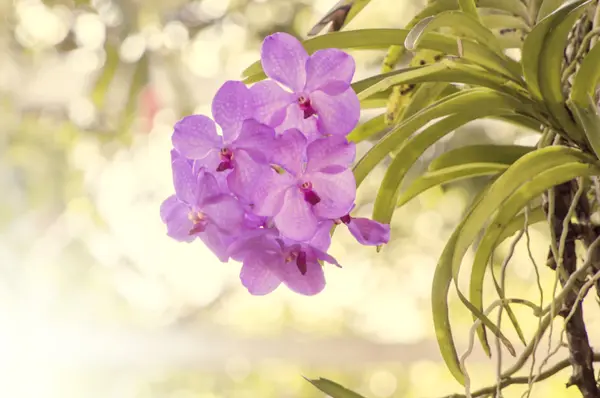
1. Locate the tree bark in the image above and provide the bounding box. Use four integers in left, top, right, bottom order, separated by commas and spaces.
546, 181, 599, 398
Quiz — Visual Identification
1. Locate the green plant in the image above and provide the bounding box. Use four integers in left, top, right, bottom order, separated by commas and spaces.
243, 0, 600, 396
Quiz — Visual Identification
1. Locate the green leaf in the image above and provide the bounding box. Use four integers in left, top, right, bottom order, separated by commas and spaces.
428, 144, 534, 171
353, 88, 530, 188
493, 114, 543, 132
537, 0, 590, 141
459, 0, 480, 20
522, 0, 591, 101
401, 82, 451, 121
242, 29, 410, 81
373, 113, 500, 224
347, 114, 387, 143
570, 42, 600, 106
356, 60, 531, 102
537, 0, 567, 22
243, 29, 522, 84
468, 206, 547, 354
432, 224, 466, 385
481, 14, 530, 30
447, 146, 596, 351
469, 161, 600, 350
568, 99, 600, 160
409, 0, 530, 26
405, 11, 502, 54
307, 0, 373, 36
432, 198, 519, 386
306, 378, 366, 398
397, 163, 508, 207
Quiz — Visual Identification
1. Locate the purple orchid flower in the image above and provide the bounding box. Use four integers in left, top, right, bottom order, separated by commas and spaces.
251, 32, 360, 138
172, 80, 276, 200
251, 129, 356, 241
160, 157, 245, 261
337, 212, 391, 246
229, 222, 338, 296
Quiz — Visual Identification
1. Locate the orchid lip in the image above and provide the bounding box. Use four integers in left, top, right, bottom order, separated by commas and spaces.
299, 181, 321, 205
188, 211, 207, 235
297, 94, 317, 119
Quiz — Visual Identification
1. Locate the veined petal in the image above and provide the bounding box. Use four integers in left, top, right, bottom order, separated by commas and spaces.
272, 129, 307, 175
312, 247, 340, 267
347, 217, 391, 246
309, 221, 334, 252
276, 104, 321, 141
212, 81, 254, 141
309, 169, 356, 219
160, 196, 195, 242
274, 187, 318, 241
311, 88, 360, 136
228, 149, 268, 200
306, 136, 355, 173
200, 224, 234, 262
228, 228, 281, 261
233, 119, 276, 163
281, 257, 325, 296
261, 32, 308, 92
172, 115, 222, 159
202, 194, 245, 234
240, 251, 283, 295
196, 169, 222, 205
251, 169, 295, 216
305, 49, 355, 93
250, 81, 294, 127
172, 158, 198, 205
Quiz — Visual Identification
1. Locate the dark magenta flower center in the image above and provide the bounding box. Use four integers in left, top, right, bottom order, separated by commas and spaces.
188, 211, 207, 235
217, 147, 234, 172
297, 95, 316, 119
340, 214, 352, 224
300, 181, 321, 205
285, 248, 308, 275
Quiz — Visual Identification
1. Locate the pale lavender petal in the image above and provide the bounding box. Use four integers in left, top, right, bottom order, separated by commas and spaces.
202, 194, 245, 234
348, 218, 391, 246
309, 169, 356, 219
305, 49, 355, 93
317, 80, 350, 96
308, 221, 334, 252
276, 104, 321, 141
212, 81, 254, 141
172, 115, 222, 159
200, 224, 233, 262
306, 136, 356, 173
195, 169, 222, 206
250, 80, 294, 127
261, 32, 308, 92
192, 153, 220, 176
274, 188, 318, 241
312, 248, 340, 267
160, 196, 195, 242
251, 170, 295, 216
311, 88, 360, 136
228, 228, 280, 261
240, 251, 283, 295
232, 119, 276, 163
228, 149, 267, 200
281, 258, 325, 296
272, 129, 307, 175
172, 158, 198, 205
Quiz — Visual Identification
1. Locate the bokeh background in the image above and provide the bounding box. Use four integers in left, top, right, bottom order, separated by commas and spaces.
1, 0, 597, 397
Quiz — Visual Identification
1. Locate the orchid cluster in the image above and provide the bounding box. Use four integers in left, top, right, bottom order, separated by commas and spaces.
160, 32, 391, 296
